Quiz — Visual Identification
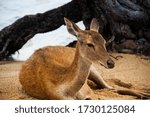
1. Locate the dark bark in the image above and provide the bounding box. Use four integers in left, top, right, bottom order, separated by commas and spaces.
76, 0, 150, 37
75, 0, 150, 55
0, 0, 150, 60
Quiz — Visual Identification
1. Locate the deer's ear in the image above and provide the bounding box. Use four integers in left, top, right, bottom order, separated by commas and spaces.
90, 18, 99, 32
64, 17, 81, 37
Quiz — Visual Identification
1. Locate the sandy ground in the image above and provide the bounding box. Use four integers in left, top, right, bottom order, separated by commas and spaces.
0, 53, 150, 100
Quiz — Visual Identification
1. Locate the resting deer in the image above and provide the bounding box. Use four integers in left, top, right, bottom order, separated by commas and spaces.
19, 18, 150, 99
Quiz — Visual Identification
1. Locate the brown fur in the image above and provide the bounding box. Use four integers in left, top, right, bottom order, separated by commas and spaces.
19, 18, 150, 100
19, 18, 114, 100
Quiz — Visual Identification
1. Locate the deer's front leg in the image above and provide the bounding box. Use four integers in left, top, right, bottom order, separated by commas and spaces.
75, 80, 96, 100
89, 65, 113, 89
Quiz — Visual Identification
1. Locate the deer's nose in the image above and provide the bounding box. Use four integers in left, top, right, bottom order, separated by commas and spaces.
107, 59, 114, 68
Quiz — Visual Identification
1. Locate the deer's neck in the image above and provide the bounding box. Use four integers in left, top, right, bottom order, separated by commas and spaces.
65, 42, 91, 96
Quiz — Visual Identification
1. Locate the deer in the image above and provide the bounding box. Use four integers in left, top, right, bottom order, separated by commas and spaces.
19, 18, 150, 100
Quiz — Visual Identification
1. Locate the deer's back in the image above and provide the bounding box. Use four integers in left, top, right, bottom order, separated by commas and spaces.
19, 46, 76, 99
34, 46, 75, 67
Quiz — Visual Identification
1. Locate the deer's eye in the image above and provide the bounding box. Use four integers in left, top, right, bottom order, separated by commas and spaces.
87, 43, 95, 50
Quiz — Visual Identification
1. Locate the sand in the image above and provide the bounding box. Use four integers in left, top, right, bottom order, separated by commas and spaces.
0, 53, 150, 100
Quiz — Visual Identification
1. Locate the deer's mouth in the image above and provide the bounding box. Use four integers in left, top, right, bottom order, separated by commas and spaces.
98, 61, 114, 69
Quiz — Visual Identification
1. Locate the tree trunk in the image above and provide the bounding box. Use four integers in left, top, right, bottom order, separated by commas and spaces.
0, 0, 81, 60
0, 0, 150, 60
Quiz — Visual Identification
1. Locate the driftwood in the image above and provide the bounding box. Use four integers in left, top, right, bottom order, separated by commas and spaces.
0, 0, 150, 60
0, 1, 81, 60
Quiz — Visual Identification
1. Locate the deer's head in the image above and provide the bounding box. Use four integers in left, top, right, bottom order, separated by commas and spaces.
64, 18, 114, 69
